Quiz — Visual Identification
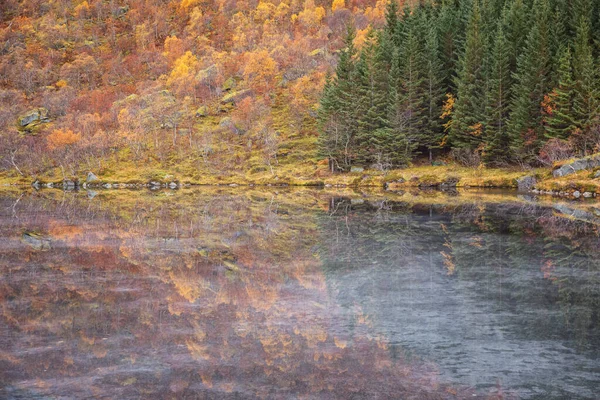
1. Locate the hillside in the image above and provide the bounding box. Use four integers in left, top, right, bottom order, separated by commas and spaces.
0, 0, 392, 183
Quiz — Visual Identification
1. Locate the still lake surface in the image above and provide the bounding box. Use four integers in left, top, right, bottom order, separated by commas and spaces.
0, 188, 598, 399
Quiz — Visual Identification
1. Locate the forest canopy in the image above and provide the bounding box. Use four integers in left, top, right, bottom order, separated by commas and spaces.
317, 0, 600, 171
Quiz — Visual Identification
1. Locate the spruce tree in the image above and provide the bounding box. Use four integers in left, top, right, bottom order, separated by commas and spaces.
544, 46, 576, 140
484, 25, 513, 165
317, 25, 358, 171
395, 22, 427, 155
572, 17, 600, 146
507, 0, 552, 160
423, 24, 446, 161
450, 0, 486, 150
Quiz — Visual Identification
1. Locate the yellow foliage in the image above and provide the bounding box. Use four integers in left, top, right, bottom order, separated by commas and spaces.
253, 1, 276, 22
332, 0, 345, 12
55, 79, 68, 88
180, 0, 201, 10
46, 129, 81, 150
168, 51, 199, 84
243, 50, 278, 94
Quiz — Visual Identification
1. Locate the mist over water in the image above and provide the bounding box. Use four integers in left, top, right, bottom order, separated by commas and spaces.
0, 189, 598, 399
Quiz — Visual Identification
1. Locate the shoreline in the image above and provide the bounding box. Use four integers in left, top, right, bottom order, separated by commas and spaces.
1, 162, 600, 199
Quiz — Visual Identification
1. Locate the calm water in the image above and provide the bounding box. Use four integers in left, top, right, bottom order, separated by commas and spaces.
0, 188, 598, 399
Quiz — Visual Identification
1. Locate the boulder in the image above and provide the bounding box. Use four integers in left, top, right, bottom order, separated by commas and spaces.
441, 177, 460, 187
195, 105, 209, 117
517, 175, 537, 191
18, 108, 50, 131
86, 172, 99, 182
553, 154, 600, 177
573, 190, 581, 198
220, 89, 251, 105
222, 77, 237, 92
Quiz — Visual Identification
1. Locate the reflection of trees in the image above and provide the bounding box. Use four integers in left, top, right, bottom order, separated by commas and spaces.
0, 190, 466, 399
318, 199, 600, 355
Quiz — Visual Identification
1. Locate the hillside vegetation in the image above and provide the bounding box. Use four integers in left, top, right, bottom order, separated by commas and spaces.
0, 0, 393, 182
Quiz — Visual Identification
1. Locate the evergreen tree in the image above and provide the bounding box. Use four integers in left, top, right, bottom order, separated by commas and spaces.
484, 25, 513, 165
394, 21, 427, 155
507, 0, 552, 160
423, 24, 446, 160
572, 18, 600, 143
450, 0, 486, 149
317, 25, 358, 171
354, 31, 392, 165
544, 46, 576, 140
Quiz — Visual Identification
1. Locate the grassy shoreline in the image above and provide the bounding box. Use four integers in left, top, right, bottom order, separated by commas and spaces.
1, 161, 600, 196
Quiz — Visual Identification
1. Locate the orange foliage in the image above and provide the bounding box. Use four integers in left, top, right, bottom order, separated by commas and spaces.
46, 129, 81, 150
243, 50, 279, 94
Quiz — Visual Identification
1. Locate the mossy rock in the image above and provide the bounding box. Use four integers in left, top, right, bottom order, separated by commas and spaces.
221, 89, 251, 105
17, 108, 50, 132
196, 105, 209, 117
222, 77, 237, 92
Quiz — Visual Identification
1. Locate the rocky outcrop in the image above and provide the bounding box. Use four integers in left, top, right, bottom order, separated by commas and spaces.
17, 108, 50, 131
553, 154, 600, 177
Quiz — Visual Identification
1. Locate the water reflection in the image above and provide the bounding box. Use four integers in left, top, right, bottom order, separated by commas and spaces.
0, 188, 598, 399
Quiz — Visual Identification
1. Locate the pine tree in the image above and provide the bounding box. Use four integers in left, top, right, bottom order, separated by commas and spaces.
423, 24, 446, 160
484, 25, 513, 165
449, 0, 486, 150
544, 46, 576, 140
317, 25, 358, 171
571, 17, 600, 145
394, 21, 427, 155
502, 0, 529, 75
354, 31, 392, 166
507, 0, 552, 160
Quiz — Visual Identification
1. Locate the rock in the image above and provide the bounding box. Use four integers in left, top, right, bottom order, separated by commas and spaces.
594, 170, 600, 178
441, 177, 459, 187
168, 182, 178, 189
18, 108, 50, 131
102, 183, 112, 189
195, 105, 209, 117
222, 77, 237, 92
32, 180, 41, 189
220, 89, 251, 105
517, 175, 537, 192
46, 182, 54, 188
350, 166, 364, 173
573, 190, 581, 198
62, 180, 76, 189
553, 154, 600, 177
22, 231, 51, 251
86, 172, 99, 182
87, 190, 98, 199
583, 192, 593, 198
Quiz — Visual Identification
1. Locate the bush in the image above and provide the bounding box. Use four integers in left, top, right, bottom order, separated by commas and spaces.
450, 148, 481, 167
538, 138, 574, 167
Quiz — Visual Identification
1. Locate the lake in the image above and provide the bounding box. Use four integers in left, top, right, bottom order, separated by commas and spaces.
0, 188, 598, 399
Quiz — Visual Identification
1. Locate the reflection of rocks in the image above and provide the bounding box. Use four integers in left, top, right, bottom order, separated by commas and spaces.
21, 231, 50, 250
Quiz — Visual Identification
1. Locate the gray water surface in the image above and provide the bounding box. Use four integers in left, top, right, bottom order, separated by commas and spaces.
0, 189, 598, 399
